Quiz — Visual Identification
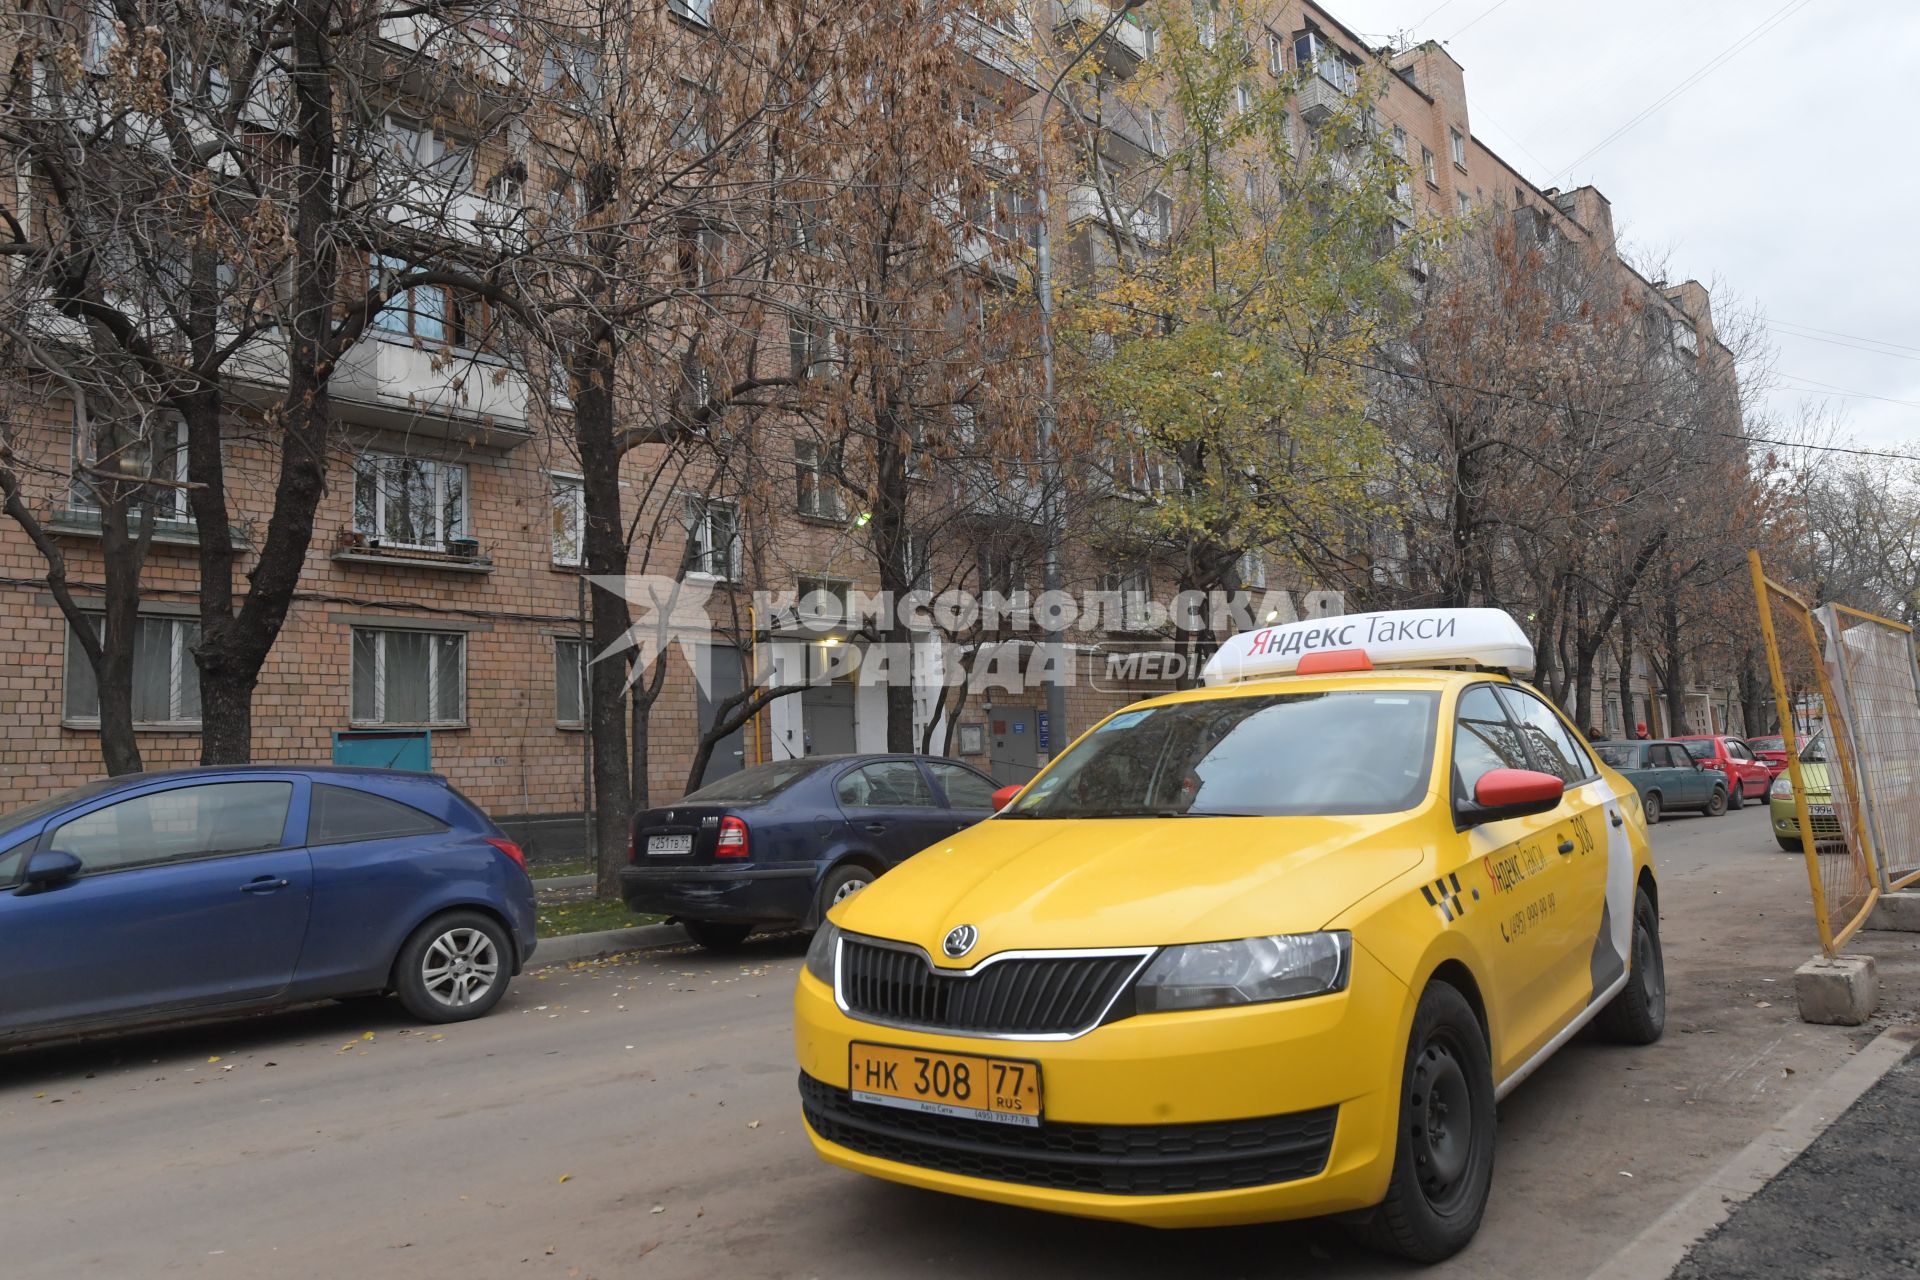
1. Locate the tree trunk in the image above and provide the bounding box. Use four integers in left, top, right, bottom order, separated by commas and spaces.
94, 498, 147, 775
574, 321, 633, 901
872, 396, 915, 753
1617, 615, 1637, 736
1662, 592, 1687, 736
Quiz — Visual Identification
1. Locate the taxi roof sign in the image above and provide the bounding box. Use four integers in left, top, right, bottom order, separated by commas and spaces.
1202, 608, 1535, 685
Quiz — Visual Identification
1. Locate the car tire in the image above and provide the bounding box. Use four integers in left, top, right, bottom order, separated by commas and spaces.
393, 910, 513, 1024
1776, 835, 1803, 853
818, 864, 874, 919
682, 919, 754, 951
1353, 982, 1496, 1264
1727, 782, 1744, 810
1643, 792, 1662, 825
1705, 787, 1726, 817
1598, 888, 1666, 1045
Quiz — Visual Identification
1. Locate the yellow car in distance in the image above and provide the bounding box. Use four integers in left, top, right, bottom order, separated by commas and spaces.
794, 609, 1663, 1263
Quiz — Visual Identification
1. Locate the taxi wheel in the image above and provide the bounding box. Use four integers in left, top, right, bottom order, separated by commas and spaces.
1358, 982, 1495, 1263
1705, 787, 1727, 818
1598, 888, 1666, 1045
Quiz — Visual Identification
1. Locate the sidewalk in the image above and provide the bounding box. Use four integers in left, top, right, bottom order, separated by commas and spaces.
1669, 1054, 1920, 1278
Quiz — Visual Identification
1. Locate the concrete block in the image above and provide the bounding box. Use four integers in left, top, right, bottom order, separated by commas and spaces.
1794, 954, 1878, 1026
1867, 890, 1920, 932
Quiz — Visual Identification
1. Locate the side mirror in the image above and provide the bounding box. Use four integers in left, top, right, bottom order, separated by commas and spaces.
17, 849, 82, 895
991, 785, 1023, 813
1462, 769, 1565, 825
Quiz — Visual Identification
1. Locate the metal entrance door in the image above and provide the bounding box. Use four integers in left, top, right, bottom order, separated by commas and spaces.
989, 709, 1038, 784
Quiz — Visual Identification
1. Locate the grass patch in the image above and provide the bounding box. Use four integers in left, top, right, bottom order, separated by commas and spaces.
528, 859, 592, 880
536, 896, 660, 937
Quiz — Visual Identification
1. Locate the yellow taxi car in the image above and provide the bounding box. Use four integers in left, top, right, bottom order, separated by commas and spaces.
794, 608, 1663, 1262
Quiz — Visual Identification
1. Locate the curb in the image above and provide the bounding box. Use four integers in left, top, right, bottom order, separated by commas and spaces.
532, 874, 594, 893
1587, 1021, 1920, 1280
531, 923, 690, 966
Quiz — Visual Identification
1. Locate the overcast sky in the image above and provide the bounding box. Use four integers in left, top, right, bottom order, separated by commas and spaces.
1327, 0, 1920, 454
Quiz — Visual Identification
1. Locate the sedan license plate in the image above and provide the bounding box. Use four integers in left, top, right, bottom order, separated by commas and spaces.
646, 834, 693, 856
848, 1042, 1041, 1128
1808, 803, 1836, 818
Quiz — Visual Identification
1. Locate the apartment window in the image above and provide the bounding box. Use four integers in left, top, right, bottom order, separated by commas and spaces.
541, 40, 602, 103
671, 79, 713, 153
64, 615, 202, 726
352, 454, 467, 549
84, 10, 118, 72
1235, 83, 1253, 115
1100, 566, 1153, 632
386, 118, 472, 187
1294, 31, 1355, 94
797, 575, 855, 625
683, 496, 740, 580
1238, 549, 1267, 590
1457, 190, 1471, 215
1192, 0, 1217, 49
788, 310, 834, 380
668, 0, 713, 25
370, 253, 448, 343
795, 439, 843, 519
1421, 145, 1438, 187
352, 628, 465, 726
70, 413, 191, 523
1243, 165, 1259, 203
901, 531, 931, 591
555, 637, 586, 726
1142, 190, 1174, 243
1267, 30, 1285, 75
550, 473, 584, 566
1449, 126, 1466, 170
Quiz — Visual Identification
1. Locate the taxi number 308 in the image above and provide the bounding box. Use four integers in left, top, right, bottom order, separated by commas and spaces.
912, 1056, 1029, 1102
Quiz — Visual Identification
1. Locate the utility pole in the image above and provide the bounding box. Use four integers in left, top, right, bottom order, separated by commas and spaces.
1031, 0, 1146, 762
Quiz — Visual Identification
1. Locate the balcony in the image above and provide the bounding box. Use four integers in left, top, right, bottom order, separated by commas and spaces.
380, 177, 526, 250
1054, 0, 1150, 74
332, 529, 494, 573
1065, 185, 1170, 246
1295, 73, 1350, 127
959, 9, 1038, 84
376, 11, 517, 88
332, 338, 532, 448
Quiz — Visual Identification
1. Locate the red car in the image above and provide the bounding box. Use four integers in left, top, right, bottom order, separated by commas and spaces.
1673, 735, 1773, 808
1746, 734, 1790, 778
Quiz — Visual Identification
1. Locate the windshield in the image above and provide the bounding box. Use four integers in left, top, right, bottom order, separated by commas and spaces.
0, 775, 122, 839
1594, 744, 1640, 769
1750, 736, 1785, 752
1797, 732, 1828, 764
1005, 691, 1440, 819
679, 758, 826, 805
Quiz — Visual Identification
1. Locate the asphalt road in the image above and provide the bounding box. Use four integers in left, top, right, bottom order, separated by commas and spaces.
0, 805, 1908, 1280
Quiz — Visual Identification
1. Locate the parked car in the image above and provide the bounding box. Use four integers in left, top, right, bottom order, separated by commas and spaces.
1593, 739, 1727, 823
1672, 735, 1773, 809
0, 767, 537, 1048
1768, 731, 1837, 852
1747, 734, 1791, 777
621, 754, 999, 949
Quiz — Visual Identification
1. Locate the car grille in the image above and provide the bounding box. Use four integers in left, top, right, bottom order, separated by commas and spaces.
800, 1074, 1337, 1196
838, 938, 1145, 1036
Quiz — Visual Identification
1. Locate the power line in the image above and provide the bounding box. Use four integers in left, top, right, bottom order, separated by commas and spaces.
1768, 327, 1920, 365
1328, 352, 1918, 461
1777, 373, 1920, 410
1766, 322, 1920, 358
1447, 0, 1517, 41
1414, 0, 1467, 29
1557, 0, 1819, 181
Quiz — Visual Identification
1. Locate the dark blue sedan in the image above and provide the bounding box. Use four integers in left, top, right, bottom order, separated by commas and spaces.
620, 754, 1000, 949
0, 766, 537, 1047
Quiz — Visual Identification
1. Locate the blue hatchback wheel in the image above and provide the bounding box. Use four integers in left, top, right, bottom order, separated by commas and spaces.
395, 910, 513, 1024
421, 927, 502, 1009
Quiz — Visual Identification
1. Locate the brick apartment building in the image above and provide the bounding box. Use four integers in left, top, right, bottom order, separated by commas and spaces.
0, 0, 1744, 850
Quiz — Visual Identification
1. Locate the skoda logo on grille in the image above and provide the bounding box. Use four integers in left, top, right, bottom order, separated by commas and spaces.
942, 924, 979, 959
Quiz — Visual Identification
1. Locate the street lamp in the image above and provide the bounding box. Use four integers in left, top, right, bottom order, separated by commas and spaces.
1032, 0, 1146, 762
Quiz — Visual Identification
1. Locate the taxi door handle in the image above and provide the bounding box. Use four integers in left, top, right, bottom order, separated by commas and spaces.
1557, 839, 1575, 856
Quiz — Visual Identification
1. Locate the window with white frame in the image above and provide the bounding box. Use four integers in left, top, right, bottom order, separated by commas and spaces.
541, 40, 602, 103
1234, 83, 1253, 115
901, 531, 930, 591
683, 496, 740, 579
353, 454, 467, 549
1421, 144, 1437, 187
788, 310, 834, 379
69, 411, 192, 524
671, 79, 713, 153
1449, 126, 1466, 169
555, 637, 586, 725
352, 628, 465, 725
65, 614, 202, 726
1100, 566, 1153, 632
1267, 30, 1285, 75
1294, 31, 1354, 94
1192, 0, 1218, 48
1238, 549, 1267, 590
795, 439, 843, 518
370, 253, 449, 343
1141, 190, 1173, 243
1457, 190, 1471, 215
385, 117, 473, 188
550, 473, 584, 566
668, 0, 713, 25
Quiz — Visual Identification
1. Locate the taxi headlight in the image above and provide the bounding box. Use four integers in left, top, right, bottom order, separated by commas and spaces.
1134, 932, 1351, 1013
805, 922, 842, 987
1770, 775, 1793, 800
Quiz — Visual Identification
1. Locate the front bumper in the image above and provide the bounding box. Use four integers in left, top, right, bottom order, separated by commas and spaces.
620, 863, 816, 924
792, 942, 1410, 1228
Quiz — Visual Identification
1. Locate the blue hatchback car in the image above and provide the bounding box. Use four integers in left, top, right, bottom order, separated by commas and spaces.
620, 754, 1000, 950
0, 766, 537, 1047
